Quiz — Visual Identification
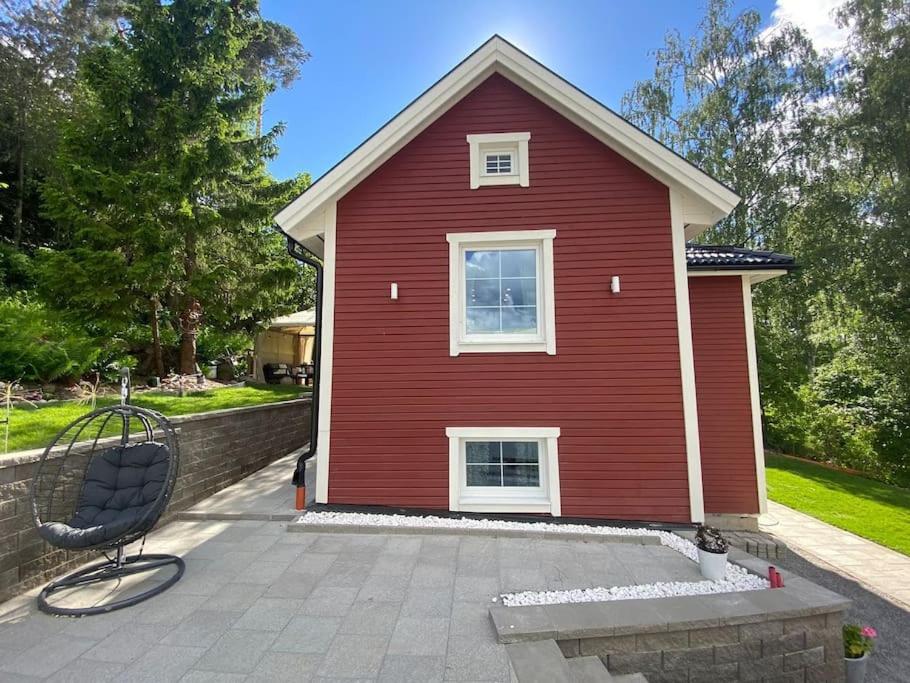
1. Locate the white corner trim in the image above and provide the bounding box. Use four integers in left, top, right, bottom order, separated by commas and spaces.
314, 202, 337, 504
467, 132, 530, 189
445, 427, 561, 516
447, 230, 556, 357
670, 189, 705, 524
741, 276, 768, 514
274, 37, 739, 238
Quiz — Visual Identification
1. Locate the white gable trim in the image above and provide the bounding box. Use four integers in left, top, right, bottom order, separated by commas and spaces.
275, 36, 740, 240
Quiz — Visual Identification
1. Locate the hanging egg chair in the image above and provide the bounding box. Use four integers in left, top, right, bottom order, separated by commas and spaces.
30, 397, 184, 616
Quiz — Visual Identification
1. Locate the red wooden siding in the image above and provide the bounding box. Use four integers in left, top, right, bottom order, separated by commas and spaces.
329, 73, 692, 522
689, 276, 760, 514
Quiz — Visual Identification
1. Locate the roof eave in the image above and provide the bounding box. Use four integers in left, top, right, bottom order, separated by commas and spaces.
275, 36, 741, 240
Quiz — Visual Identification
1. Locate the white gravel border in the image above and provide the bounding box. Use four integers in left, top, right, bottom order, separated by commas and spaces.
295, 510, 769, 605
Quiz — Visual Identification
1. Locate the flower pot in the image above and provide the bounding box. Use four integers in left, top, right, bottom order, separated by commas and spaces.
697, 547, 727, 581
845, 653, 868, 683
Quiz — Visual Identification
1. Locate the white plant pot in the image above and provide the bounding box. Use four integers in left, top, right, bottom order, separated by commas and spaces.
697, 548, 727, 581
845, 653, 868, 683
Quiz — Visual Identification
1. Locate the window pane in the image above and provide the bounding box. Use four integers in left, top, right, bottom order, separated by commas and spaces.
501, 306, 537, 333
466, 442, 499, 464
500, 278, 536, 307
502, 442, 539, 464
503, 465, 540, 487
466, 464, 501, 487
501, 249, 536, 278
467, 279, 500, 307
465, 250, 499, 279
466, 307, 500, 334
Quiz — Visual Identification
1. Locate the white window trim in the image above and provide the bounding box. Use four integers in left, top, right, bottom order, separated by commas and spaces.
446, 427, 561, 515
467, 132, 530, 188
741, 275, 769, 514
447, 229, 556, 356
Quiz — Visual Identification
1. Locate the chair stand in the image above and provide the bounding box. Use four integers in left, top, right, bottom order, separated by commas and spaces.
37, 546, 185, 617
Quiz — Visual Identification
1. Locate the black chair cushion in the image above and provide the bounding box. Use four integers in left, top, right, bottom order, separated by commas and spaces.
38, 442, 171, 549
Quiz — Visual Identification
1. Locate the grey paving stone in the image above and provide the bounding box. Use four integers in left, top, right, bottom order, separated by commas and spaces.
451, 601, 494, 637
316, 634, 389, 678
46, 658, 124, 683
263, 570, 322, 599
309, 535, 358, 554
401, 586, 454, 618
114, 644, 206, 683
317, 560, 371, 588
371, 554, 418, 576
233, 597, 303, 632
300, 586, 359, 617
411, 563, 457, 588
290, 552, 339, 576
500, 568, 548, 593
160, 610, 240, 648
358, 574, 410, 602
192, 629, 276, 674
454, 576, 500, 603
271, 615, 342, 654
179, 671, 247, 682
505, 640, 573, 683
387, 617, 450, 656
0, 635, 97, 678
444, 634, 511, 681
379, 654, 446, 682
0, 614, 69, 652
247, 651, 323, 681
384, 536, 423, 556
83, 624, 173, 663
339, 600, 402, 635
134, 593, 208, 626
59, 605, 137, 640
233, 560, 292, 585
203, 582, 267, 611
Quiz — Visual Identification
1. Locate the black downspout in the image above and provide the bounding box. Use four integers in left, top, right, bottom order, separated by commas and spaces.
275, 225, 323, 492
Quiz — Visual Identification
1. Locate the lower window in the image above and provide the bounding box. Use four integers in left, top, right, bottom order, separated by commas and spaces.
446, 427, 561, 515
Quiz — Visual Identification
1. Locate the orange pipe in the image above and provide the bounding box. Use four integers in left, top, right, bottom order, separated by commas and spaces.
295, 486, 306, 511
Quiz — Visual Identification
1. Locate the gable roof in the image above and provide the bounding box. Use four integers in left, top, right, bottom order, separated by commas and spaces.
686, 244, 797, 271
274, 35, 741, 243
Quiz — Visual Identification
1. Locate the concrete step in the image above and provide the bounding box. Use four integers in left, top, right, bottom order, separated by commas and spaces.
612, 674, 649, 683
566, 655, 613, 682
505, 640, 573, 682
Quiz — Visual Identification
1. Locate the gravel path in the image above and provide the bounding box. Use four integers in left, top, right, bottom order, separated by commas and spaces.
776, 547, 909, 682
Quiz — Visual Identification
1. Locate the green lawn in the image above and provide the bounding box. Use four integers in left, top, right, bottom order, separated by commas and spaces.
766, 453, 910, 556
2, 383, 309, 454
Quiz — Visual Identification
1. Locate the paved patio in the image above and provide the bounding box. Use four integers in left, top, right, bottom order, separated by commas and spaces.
0, 514, 704, 681
761, 500, 910, 610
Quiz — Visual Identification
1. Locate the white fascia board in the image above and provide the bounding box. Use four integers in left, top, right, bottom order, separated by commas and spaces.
688, 270, 789, 283
274, 36, 740, 238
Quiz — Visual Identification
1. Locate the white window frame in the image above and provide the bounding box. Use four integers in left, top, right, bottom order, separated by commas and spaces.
446, 427, 561, 515
467, 132, 530, 188
447, 229, 556, 356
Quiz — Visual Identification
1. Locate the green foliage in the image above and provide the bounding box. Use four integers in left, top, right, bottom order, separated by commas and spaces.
0, 243, 35, 294
41, 0, 311, 375
0, 297, 100, 383
3, 382, 307, 452
766, 454, 910, 556
843, 624, 877, 659
624, 0, 910, 485
196, 326, 253, 364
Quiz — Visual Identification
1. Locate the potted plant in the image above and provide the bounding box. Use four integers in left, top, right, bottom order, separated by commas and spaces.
695, 525, 729, 581
843, 624, 876, 682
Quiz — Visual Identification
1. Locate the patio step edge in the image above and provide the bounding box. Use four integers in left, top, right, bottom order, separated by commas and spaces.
176, 511, 298, 522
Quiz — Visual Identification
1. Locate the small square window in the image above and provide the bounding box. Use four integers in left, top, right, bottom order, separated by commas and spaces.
467, 132, 529, 188
483, 153, 514, 176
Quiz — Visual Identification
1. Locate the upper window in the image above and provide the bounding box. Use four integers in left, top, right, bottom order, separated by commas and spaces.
467, 132, 530, 188
447, 230, 556, 356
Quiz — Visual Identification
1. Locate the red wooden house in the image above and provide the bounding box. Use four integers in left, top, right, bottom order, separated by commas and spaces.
275, 37, 795, 528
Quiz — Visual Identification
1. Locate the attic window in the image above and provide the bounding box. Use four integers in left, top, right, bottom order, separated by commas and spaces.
484, 153, 513, 175
467, 132, 530, 188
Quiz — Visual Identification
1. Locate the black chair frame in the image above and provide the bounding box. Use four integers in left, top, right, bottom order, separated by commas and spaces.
30, 404, 184, 616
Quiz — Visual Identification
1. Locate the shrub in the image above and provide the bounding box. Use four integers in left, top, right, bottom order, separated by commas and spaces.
0, 297, 100, 383
843, 624, 876, 659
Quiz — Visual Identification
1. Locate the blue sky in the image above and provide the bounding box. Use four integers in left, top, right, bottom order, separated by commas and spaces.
260, 0, 809, 181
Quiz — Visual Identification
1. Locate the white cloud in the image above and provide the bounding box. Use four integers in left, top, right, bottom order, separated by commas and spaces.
765, 0, 850, 54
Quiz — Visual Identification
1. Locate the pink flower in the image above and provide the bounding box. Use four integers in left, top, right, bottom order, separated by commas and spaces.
861, 626, 877, 639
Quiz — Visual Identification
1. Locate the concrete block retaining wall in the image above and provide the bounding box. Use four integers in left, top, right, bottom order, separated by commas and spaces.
0, 397, 311, 603
558, 612, 845, 682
